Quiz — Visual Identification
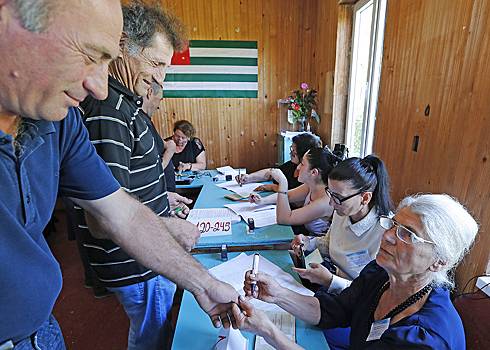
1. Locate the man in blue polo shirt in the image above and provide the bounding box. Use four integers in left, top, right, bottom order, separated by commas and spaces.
0, 1, 238, 348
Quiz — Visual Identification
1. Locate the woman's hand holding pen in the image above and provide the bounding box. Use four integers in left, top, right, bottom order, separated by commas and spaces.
248, 193, 262, 203
235, 173, 249, 185
243, 270, 283, 303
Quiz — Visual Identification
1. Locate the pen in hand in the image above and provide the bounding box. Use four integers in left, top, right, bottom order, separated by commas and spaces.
238, 168, 242, 187
251, 253, 260, 296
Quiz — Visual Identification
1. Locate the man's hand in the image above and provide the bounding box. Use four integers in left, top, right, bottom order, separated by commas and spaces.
164, 139, 177, 153
243, 270, 283, 303
193, 280, 240, 328
168, 192, 192, 218
292, 263, 333, 286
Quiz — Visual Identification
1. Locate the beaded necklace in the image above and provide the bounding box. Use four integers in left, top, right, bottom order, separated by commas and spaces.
373, 281, 432, 321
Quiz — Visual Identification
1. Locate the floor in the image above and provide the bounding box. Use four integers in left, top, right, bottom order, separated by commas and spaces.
48, 210, 130, 350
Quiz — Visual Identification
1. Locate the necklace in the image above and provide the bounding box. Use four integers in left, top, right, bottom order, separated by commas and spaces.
373, 281, 432, 321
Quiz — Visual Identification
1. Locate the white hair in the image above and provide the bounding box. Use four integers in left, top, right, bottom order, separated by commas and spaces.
398, 194, 478, 288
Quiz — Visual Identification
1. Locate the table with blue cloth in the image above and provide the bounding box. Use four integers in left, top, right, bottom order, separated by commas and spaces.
172, 250, 329, 350
191, 180, 294, 250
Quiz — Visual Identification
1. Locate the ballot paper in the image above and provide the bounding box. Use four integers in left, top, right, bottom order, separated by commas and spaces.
209, 253, 313, 304
215, 327, 248, 350
216, 166, 246, 177
305, 248, 324, 268
187, 208, 240, 223
209, 253, 311, 349
255, 311, 295, 350
217, 181, 262, 198
224, 202, 277, 228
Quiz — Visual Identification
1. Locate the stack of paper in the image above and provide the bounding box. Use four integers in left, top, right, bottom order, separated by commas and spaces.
224, 202, 277, 228
216, 180, 262, 198
186, 208, 240, 223
215, 327, 248, 350
255, 311, 295, 350
208, 253, 314, 349
216, 166, 246, 177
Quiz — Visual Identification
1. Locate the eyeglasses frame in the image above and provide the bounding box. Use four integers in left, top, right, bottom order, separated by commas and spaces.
379, 215, 435, 245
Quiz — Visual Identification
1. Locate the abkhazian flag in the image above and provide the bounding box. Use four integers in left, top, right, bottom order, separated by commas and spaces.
163, 40, 258, 98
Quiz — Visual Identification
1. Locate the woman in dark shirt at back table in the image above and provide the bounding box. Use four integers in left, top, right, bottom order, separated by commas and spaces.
166, 120, 206, 172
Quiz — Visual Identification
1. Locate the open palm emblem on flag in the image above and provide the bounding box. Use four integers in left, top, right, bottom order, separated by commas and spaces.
164, 40, 258, 98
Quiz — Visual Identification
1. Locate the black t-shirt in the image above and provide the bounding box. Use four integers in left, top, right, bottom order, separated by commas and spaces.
166, 137, 205, 169
278, 161, 301, 189
145, 114, 176, 192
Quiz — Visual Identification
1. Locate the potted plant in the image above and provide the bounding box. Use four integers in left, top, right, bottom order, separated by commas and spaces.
286, 82, 320, 131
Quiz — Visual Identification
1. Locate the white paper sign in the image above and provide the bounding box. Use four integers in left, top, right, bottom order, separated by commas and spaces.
194, 218, 232, 237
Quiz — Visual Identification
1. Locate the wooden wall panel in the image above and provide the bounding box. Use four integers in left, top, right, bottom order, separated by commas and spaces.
374, 0, 490, 288
312, 1, 339, 145
152, 0, 338, 171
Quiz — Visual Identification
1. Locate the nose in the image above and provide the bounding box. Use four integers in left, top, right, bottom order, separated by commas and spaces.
83, 63, 109, 100
382, 226, 397, 245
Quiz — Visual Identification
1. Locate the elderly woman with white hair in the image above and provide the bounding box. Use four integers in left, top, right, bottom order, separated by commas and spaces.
232, 194, 478, 349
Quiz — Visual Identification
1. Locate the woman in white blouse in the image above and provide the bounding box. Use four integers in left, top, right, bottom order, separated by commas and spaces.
292, 154, 393, 292
291, 154, 393, 349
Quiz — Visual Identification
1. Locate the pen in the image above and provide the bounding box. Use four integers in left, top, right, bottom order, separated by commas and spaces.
251, 253, 260, 295
173, 206, 183, 214
238, 168, 242, 187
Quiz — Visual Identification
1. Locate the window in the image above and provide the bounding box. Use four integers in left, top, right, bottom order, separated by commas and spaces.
345, 0, 387, 157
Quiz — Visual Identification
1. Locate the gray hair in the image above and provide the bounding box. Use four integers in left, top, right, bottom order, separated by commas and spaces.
12, 0, 57, 33
122, 1, 187, 55
398, 194, 478, 288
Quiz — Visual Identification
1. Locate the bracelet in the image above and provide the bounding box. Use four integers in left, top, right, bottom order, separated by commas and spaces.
278, 191, 288, 195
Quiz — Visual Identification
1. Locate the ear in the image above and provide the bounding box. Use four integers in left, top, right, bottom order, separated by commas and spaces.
118, 32, 129, 57
429, 259, 446, 272
146, 87, 153, 99
361, 191, 372, 205
311, 167, 319, 177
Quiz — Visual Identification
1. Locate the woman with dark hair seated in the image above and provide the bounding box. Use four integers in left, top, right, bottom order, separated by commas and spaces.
292, 155, 393, 292
286, 155, 393, 349
236, 133, 322, 192
167, 120, 206, 172
232, 193, 478, 349
247, 147, 338, 236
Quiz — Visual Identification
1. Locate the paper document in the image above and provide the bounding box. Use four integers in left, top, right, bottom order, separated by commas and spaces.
305, 248, 324, 268
224, 202, 277, 228
209, 253, 313, 301
255, 311, 295, 350
209, 253, 312, 349
186, 208, 240, 223
215, 327, 248, 350
216, 166, 246, 177
216, 180, 262, 198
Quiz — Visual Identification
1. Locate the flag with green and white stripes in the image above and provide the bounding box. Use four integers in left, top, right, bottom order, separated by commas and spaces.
164, 40, 258, 98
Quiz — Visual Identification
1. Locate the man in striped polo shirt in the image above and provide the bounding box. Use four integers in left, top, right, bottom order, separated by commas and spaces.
1, 0, 239, 349
77, 3, 197, 349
